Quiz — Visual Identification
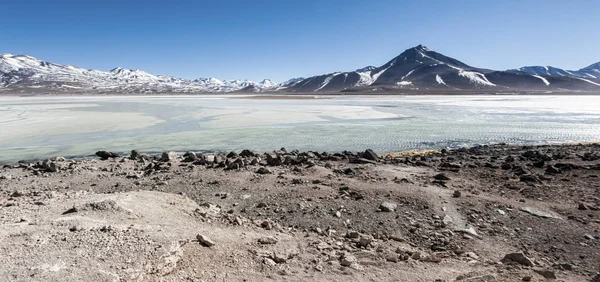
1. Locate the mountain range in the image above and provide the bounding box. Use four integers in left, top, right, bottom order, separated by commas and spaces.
1, 45, 599, 94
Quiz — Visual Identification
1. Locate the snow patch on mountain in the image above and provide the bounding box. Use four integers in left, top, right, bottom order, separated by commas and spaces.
435, 75, 446, 85
531, 75, 550, 86
575, 77, 600, 87
315, 72, 341, 92
458, 70, 496, 86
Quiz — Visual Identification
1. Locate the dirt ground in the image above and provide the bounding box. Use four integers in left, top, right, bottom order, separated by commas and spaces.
0, 143, 599, 281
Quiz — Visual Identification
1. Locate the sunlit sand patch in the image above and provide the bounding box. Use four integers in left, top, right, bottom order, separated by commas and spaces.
385, 150, 439, 158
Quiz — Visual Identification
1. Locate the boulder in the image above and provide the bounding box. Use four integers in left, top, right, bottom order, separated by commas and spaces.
240, 149, 255, 157
196, 234, 215, 247
362, 149, 378, 161
160, 151, 178, 162
256, 167, 272, 174
96, 151, 119, 160
500, 252, 534, 266
183, 151, 197, 162
379, 201, 397, 212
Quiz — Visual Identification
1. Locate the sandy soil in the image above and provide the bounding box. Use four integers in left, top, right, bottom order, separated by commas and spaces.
0, 144, 599, 281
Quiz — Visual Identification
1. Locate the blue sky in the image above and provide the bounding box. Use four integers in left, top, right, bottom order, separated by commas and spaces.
2, 0, 599, 82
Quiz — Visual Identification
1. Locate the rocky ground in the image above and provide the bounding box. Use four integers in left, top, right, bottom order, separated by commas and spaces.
0, 144, 599, 282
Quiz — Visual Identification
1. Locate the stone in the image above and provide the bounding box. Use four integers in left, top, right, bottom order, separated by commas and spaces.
196, 234, 215, 247
226, 151, 238, 158
339, 253, 357, 267
130, 150, 141, 160
519, 174, 540, 183
42, 160, 59, 172
546, 165, 561, 174
271, 253, 287, 264
205, 154, 215, 164
501, 252, 534, 266
464, 252, 479, 260
434, 173, 450, 181
533, 269, 556, 279
240, 149, 255, 157
266, 153, 282, 166
96, 151, 119, 160
519, 207, 562, 219
358, 235, 373, 247
347, 231, 360, 239
362, 149, 378, 161
256, 167, 272, 174
160, 151, 178, 162
452, 190, 462, 198
442, 215, 453, 226
379, 201, 397, 212
183, 151, 197, 162
258, 237, 278, 245
584, 234, 595, 240
263, 258, 277, 266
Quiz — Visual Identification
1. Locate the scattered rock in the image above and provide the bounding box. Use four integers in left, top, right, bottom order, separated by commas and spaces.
452, 190, 461, 198
362, 149, 378, 161
96, 151, 119, 160
271, 252, 287, 264
196, 234, 215, 247
339, 253, 357, 267
183, 151, 197, 162
256, 167, 272, 174
519, 207, 562, 219
501, 252, 534, 266
263, 258, 277, 266
258, 237, 278, 245
379, 201, 397, 212
358, 235, 373, 247
533, 269, 556, 279
240, 149, 255, 157
434, 173, 450, 181
160, 151, 178, 162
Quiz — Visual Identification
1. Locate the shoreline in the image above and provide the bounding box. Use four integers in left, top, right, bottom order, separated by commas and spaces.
4, 141, 599, 166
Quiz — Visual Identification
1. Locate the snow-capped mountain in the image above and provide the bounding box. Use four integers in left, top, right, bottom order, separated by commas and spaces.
281, 45, 600, 92
355, 66, 377, 72
2, 49, 599, 94
0, 53, 276, 93
510, 62, 600, 80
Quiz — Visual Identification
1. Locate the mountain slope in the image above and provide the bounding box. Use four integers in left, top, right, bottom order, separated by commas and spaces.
282, 45, 600, 92
0, 54, 276, 93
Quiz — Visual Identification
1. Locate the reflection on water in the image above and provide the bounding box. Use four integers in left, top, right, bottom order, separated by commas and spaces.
0, 95, 599, 163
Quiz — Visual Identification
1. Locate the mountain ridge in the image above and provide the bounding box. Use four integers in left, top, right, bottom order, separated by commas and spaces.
2, 46, 600, 94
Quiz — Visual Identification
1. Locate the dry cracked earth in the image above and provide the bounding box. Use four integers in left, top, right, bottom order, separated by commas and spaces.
0, 144, 599, 282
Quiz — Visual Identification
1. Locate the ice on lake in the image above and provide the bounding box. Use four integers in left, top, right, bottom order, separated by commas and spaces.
1, 95, 599, 163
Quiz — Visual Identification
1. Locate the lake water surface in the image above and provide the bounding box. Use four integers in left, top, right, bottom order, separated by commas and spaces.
1, 95, 599, 163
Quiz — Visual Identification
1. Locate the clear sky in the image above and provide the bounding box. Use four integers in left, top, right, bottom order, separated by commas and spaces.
2, 0, 599, 82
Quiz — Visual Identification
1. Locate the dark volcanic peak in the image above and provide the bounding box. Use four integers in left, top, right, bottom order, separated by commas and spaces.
282, 44, 600, 93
